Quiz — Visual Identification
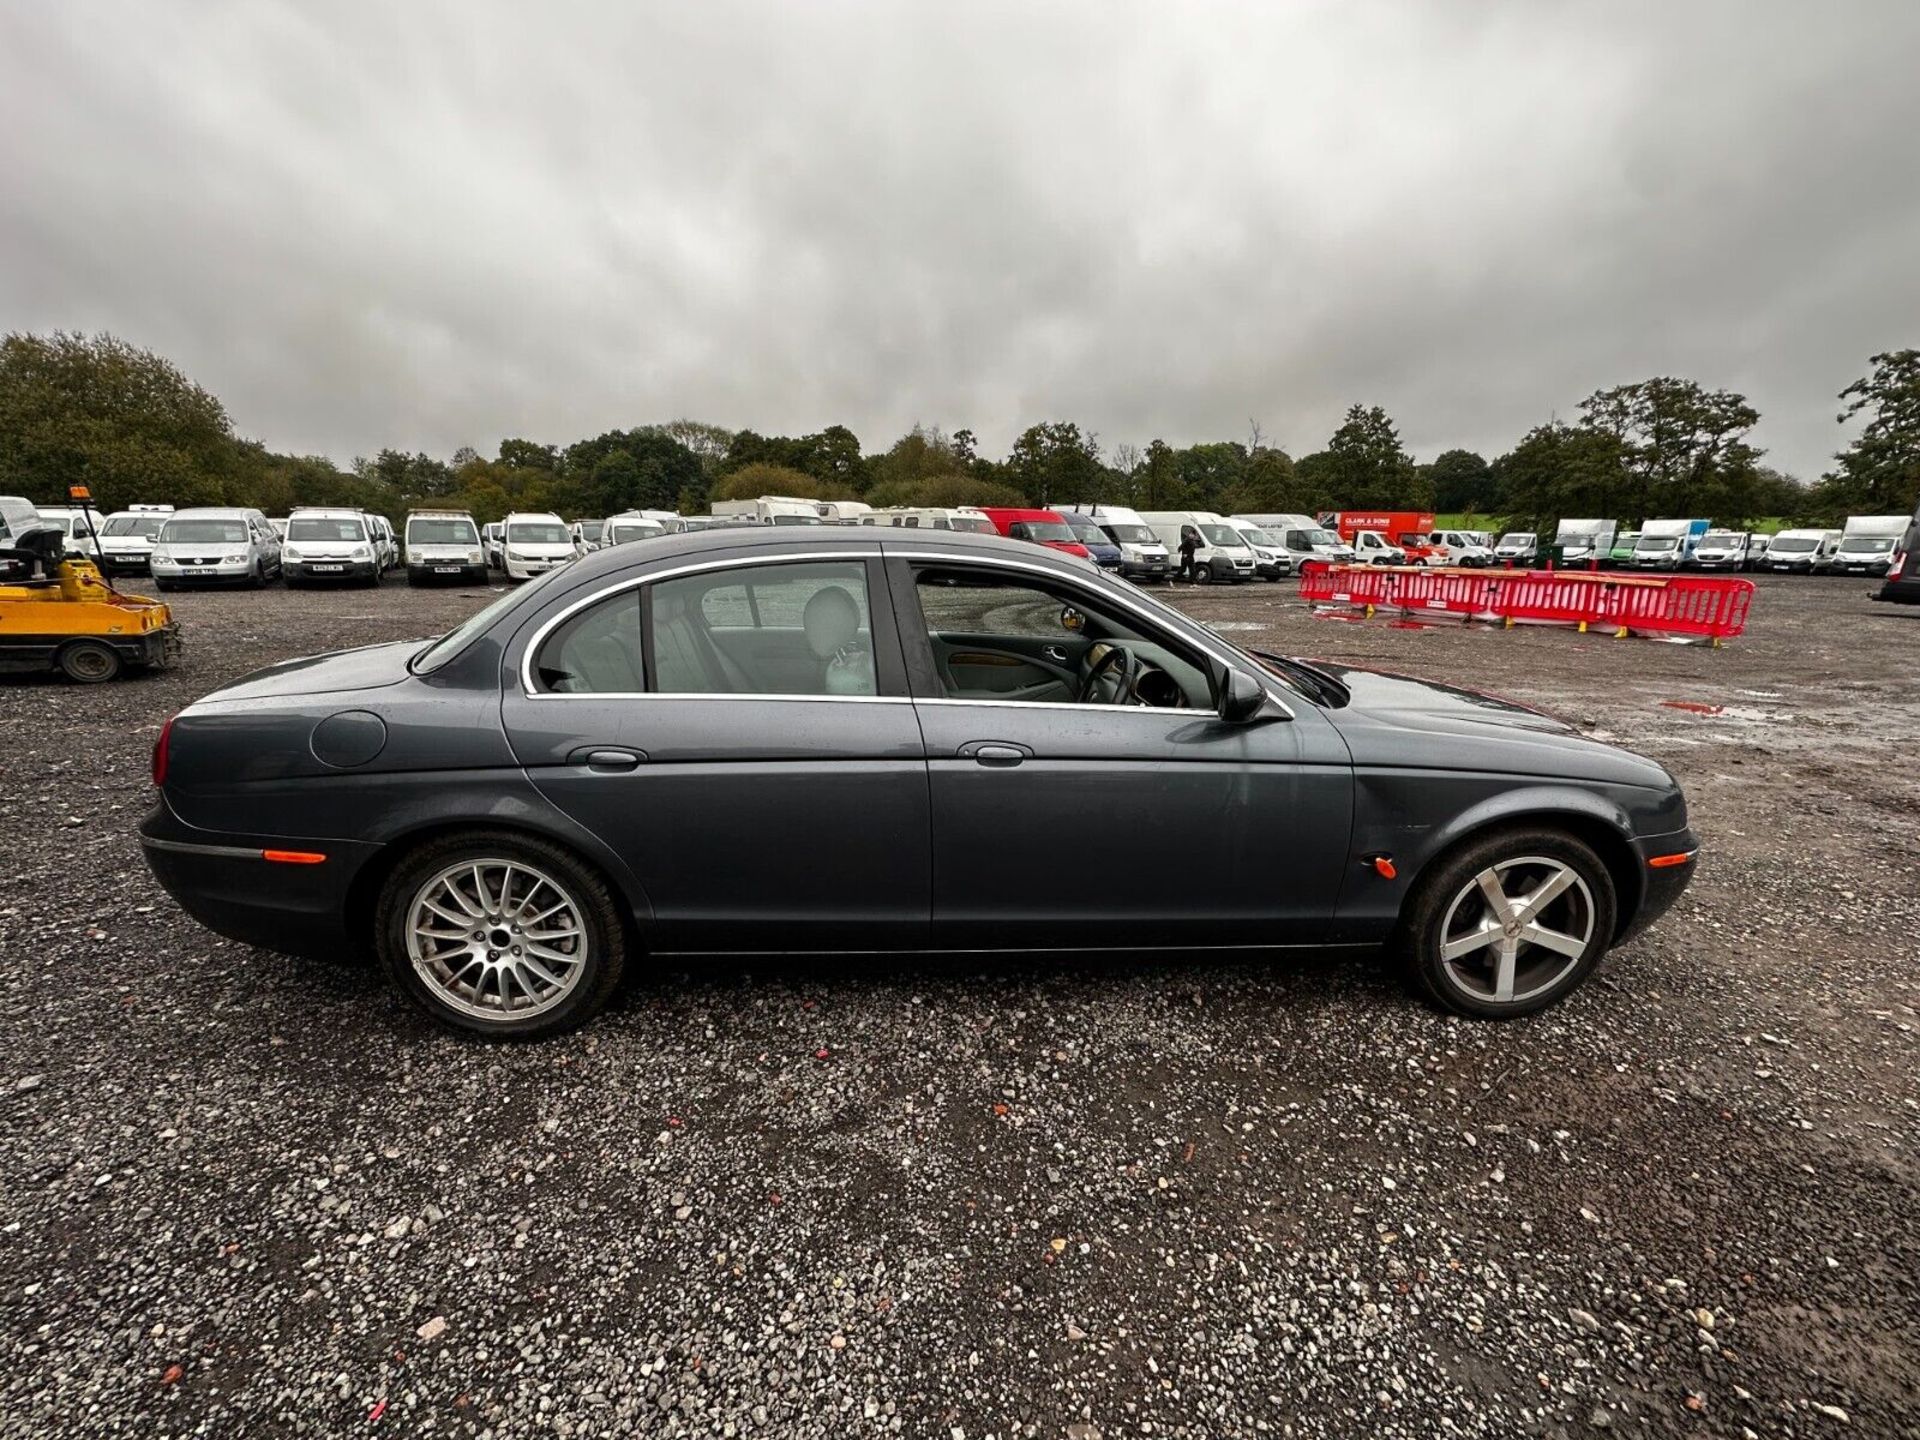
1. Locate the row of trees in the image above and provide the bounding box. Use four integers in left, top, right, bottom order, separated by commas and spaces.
1, 331, 1915, 536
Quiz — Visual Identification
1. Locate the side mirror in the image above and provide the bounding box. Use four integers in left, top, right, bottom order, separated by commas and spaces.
1218, 667, 1269, 724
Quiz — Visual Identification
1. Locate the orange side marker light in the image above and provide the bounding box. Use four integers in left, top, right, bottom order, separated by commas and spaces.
262, 849, 328, 865
1647, 852, 1694, 869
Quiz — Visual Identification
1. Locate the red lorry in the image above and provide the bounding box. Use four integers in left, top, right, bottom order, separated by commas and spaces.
1322, 511, 1439, 565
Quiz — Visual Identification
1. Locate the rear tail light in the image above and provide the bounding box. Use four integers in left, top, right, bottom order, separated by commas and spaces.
151, 715, 176, 786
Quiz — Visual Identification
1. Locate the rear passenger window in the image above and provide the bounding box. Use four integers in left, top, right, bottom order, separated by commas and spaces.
652, 561, 876, 696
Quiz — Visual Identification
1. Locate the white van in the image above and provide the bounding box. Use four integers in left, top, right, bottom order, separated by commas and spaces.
95, 506, 175, 574
151, 507, 283, 590
712, 496, 825, 526
1069, 503, 1169, 580
1688, 530, 1751, 571
283, 506, 384, 587
1425, 529, 1493, 567
1220, 517, 1292, 580
864, 506, 997, 534
605, 509, 688, 545
34, 506, 106, 560
1138, 511, 1257, 583
404, 509, 487, 585
571, 518, 608, 552
1758, 528, 1840, 574
1552, 519, 1616, 566
816, 500, 872, 524
1493, 531, 1538, 564
500, 512, 578, 580
1829, 515, 1909, 576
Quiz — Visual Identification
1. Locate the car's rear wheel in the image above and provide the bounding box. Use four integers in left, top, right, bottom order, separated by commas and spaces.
1398, 828, 1616, 1018
376, 832, 626, 1039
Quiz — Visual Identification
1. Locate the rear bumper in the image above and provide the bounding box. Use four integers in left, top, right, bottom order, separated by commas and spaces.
139, 797, 380, 960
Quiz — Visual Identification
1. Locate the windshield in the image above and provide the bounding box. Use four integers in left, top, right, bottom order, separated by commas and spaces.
1769, 536, 1815, 552
1102, 523, 1155, 543
1701, 531, 1742, 546
1499, 533, 1532, 547
289, 517, 367, 542
1199, 524, 1246, 547
407, 517, 479, 545
162, 519, 247, 544
951, 516, 994, 534
507, 521, 570, 544
1238, 527, 1277, 545
1637, 536, 1678, 551
770, 514, 822, 526
577, 520, 604, 541
1395, 532, 1425, 546
1302, 528, 1340, 547
608, 522, 663, 543
412, 566, 570, 674
104, 515, 168, 537
1844, 536, 1895, 552
1068, 523, 1110, 547
1016, 520, 1077, 543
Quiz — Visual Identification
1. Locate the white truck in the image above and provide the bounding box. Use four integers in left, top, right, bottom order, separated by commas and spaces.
1828, 514, 1909, 576
1629, 519, 1709, 570
1552, 519, 1616, 567
713, 496, 825, 526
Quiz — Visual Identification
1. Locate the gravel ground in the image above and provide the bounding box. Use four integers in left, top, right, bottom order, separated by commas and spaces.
1, 570, 1916, 1439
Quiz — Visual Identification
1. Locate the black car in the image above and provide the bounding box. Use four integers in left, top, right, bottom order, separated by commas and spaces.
1872, 517, 1920, 603
141, 528, 1698, 1038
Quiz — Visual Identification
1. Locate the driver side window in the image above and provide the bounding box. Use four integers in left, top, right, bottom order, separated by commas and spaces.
905, 565, 1213, 709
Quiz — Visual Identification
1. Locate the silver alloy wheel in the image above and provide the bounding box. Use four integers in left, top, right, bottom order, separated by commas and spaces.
1436, 855, 1595, 1006
406, 859, 588, 1022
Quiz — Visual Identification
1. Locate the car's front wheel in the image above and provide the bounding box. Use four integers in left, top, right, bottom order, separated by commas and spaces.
376, 832, 627, 1038
1398, 827, 1616, 1018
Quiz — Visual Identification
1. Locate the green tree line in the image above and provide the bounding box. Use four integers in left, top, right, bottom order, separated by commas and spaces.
2, 331, 1915, 535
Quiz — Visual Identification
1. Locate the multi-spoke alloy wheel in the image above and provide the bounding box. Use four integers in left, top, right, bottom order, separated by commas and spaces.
378, 832, 625, 1038
406, 859, 587, 1021
1399, 828, 1617, 1018
1437, 856, 1594, 1005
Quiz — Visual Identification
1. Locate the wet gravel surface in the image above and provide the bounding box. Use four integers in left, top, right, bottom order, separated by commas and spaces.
1, 570, 1916, 1438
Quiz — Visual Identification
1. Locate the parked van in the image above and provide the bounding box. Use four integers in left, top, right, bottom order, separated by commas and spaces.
865, 506, 997, 534
815, 500, 872, 524
151, 507, 282, 590
1138, 511, 1257, 582
1272, 521, 1353, 567
1871, 502, 1920, 604
371, 513, 400, 571
34, 506, 105, 560
1080, 503, 1170, 580
1424, 529, 1493, 567
712, 496, 825, 526
500, 512, 579, 580
1758, 528, 1840, 573
1493, 531, 1538, 564
404, 509, 487, 585
1055, 511, 1125, 573
282, 506, 384, 587
1551, 519, 1617, 567
1605, 532, 1640, 568
1220, 517, 1292, 579
605, 510, 687, 545
482, 522, 505, 567
1630, 519, 1710, 570
96, 505, 174, 575
571, 518, 608, 552
976, 507, 1093, 559
1829, 515, 1909, 576
1688, 530, 1751, 571
1348, 530, 1407, 565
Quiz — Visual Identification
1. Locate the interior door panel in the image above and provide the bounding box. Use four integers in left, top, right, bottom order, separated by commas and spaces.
928, 631, 1089, 700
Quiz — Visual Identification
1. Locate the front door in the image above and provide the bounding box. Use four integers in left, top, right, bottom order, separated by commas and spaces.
886, 554, 1353, 950
500, 553, 931, 952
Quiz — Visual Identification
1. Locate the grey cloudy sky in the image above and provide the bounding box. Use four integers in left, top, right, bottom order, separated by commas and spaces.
4, 1, 1917, 478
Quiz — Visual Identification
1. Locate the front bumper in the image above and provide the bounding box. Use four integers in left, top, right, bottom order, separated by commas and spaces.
1618, 829, 1700, 943
152, 562, 254, 586
1120, 557, 1170, 579
408, 562, 489, 583
140, 797, 380, 960
1829, 561, 1890, 576
99, 551, 152, 574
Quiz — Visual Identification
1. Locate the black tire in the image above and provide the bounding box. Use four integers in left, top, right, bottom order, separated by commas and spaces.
58, 640, 123, 684
376, 830, 627, 1039
1193, 563, 1213, 585
1396, 826, 1617, 1019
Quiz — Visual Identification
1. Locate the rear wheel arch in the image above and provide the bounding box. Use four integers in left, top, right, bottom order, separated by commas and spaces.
346, 817, 649, 959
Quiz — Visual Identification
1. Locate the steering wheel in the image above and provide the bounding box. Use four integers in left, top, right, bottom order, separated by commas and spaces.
1077, 644, 1142, 705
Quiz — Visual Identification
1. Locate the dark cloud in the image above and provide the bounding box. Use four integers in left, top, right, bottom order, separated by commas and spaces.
4, 1, 1916, 477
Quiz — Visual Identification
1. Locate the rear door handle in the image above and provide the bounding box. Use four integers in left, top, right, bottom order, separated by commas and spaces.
566, 746, 647, 771
957, 741, 1031, 767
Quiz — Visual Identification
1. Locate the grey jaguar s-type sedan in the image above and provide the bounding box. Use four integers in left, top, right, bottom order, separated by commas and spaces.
142, 527, 1697, 1038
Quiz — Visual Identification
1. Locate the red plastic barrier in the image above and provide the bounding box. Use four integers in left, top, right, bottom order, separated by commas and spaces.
1296, 563, 1754, 643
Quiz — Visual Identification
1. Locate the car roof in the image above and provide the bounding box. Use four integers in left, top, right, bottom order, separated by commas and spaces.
166, 507, 259, 519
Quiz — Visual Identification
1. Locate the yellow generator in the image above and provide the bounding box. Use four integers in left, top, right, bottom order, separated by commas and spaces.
0, 496, 181, 682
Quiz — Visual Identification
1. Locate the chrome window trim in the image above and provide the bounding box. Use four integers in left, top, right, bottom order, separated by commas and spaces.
515, 544, 1292, 718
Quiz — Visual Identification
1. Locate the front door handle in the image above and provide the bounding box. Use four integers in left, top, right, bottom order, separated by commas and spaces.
566, 746, 647, 771
957, 740, 1031, 767
1041, 644, 1068, 663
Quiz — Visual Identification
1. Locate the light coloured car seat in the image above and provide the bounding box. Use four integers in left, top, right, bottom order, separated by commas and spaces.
801, 585, 874, 695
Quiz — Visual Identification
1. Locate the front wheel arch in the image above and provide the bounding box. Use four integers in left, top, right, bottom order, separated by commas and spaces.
1397, 809, 1644, 944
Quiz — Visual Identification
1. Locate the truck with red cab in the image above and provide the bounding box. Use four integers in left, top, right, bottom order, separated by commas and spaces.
1325, 511, 1436, 564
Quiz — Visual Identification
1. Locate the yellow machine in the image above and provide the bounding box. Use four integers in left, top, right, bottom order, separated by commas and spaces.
0, 495, 181, 683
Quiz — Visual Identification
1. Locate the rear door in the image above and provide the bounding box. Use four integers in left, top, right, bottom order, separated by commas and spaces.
499, 549, 932, 952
